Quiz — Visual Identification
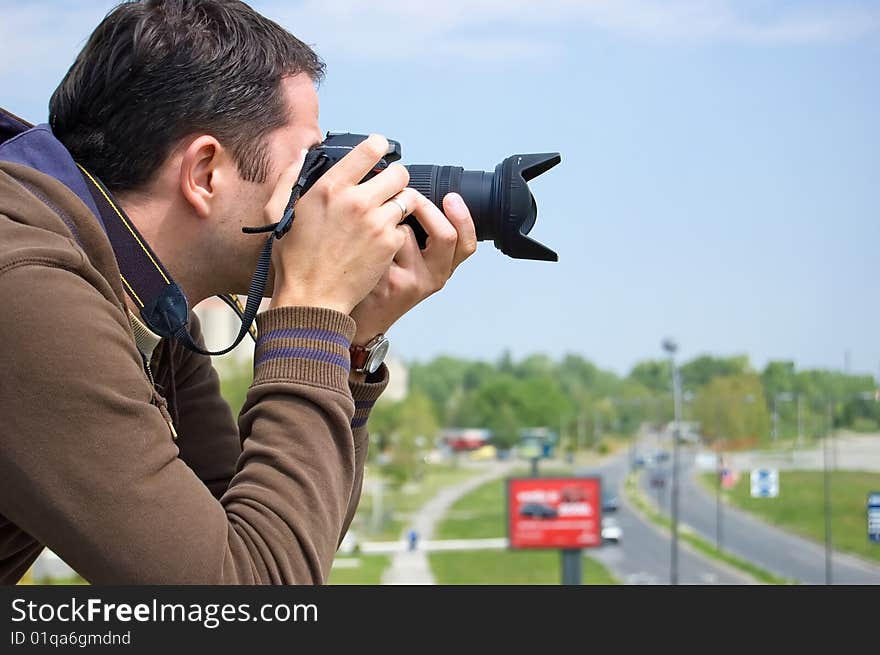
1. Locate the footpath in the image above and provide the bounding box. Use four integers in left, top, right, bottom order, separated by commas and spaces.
379, 461, 516, 585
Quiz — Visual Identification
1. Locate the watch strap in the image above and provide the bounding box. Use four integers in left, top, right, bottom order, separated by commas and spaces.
349, 333, 385, 373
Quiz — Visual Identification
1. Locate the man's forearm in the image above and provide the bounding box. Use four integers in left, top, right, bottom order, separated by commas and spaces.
0, 267, 361, 584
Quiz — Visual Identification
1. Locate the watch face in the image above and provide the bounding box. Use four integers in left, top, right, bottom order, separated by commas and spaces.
365, 337, 390, 374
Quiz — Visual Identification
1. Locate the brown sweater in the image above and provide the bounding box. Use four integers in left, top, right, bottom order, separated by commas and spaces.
0, 161, 386, 584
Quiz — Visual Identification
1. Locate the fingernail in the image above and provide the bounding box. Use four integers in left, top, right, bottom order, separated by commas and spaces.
446, 193, 465, 211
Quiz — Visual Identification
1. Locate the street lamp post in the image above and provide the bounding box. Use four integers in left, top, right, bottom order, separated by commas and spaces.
716, 450, 724, 552
823, 400, 833, 585
662, 338, 682, 586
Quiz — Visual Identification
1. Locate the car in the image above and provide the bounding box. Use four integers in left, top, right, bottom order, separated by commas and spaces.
601, 517, 622, 544
653, 450, 670, 463
519, 502, 558, 519
601, 490, 619, 513
649, 472, 666, 489
468, 444, 497, 461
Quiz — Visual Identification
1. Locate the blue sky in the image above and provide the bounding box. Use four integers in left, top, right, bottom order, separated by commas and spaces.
2, 1, 878, 377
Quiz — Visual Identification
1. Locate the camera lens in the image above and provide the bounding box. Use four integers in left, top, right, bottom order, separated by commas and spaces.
404, 153, 559, 261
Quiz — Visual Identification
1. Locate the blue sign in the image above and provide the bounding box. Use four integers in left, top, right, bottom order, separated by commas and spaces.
868, 492, 880, 544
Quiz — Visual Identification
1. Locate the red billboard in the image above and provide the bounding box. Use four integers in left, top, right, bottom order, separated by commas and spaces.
507, 477, 602, 549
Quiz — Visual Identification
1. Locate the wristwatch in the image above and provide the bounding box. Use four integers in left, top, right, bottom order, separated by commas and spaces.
349, 333, 390, 375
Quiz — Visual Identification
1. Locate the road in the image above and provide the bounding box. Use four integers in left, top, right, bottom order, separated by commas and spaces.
577, 453, 750, 585
640, 444, 880, 585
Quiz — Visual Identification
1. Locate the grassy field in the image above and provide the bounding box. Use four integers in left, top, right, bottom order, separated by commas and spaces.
354, 463, 485, 541
432, 470, 619, 585
17, 574, 87, 585
437, 475, 507, 540
429, 549, 618, 585
326, 555, 391, 585
435, 466, 577, 541
699, 470, 880, 564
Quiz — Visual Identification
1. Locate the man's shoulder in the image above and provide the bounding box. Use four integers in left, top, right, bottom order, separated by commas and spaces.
0, 162, 90, 275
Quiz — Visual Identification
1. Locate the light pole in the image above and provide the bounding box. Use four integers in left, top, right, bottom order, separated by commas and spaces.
662, 338, 682, 586
715, 448, 728, 552
823, 400, 833, 585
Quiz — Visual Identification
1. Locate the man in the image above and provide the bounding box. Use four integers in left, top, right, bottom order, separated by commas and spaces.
0, 0, 476, 584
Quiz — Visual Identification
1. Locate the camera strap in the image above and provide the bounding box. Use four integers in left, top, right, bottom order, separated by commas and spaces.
77, 148, 327, 357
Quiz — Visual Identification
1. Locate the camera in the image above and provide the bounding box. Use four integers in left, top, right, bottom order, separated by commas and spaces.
299, 132, 560, 262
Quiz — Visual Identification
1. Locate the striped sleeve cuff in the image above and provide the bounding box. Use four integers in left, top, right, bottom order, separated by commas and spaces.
253, 306, 356, 394
350, 363, 389, 429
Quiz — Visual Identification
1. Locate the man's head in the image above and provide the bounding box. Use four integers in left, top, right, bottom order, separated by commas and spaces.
51, 0, 324, 192
50, 0, 325, 298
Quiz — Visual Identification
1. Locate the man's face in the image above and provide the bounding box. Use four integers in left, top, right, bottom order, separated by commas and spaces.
221, 73, 323, 293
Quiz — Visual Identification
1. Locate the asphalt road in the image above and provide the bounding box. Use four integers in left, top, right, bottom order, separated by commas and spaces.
640, 445, 880, 585
577, 454, 749, 585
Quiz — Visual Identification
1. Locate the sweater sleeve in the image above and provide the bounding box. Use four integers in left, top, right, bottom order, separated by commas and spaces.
0, 262, 358, 584
160, 316, 387, 545
342, 366, 389, 542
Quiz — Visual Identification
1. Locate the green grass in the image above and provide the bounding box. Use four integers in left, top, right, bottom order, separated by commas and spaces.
699, 470, 880, 564
429, 549, 618, 585
436, 466, 575, 541
18, 574, 88, 585
326, 555, 390, 585
624, 473, 794, 585
437, 476, 507, 540
354, 464, 485, 540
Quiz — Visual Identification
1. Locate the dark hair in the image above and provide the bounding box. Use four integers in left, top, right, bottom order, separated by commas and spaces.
50, 0, 324, 192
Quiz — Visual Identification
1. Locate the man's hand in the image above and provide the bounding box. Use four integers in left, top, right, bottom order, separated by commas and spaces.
349, 191, 478, 350
266, 135, 418, 315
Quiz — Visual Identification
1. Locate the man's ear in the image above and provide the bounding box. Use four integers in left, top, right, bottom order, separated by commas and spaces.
179, 135, 228, 219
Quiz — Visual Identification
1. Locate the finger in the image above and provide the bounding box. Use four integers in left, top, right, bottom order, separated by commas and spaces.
442, 192, 478, 270
357, 162, 409, 204
374, 187, 422, 227
409, 192, 457, 275
393, 223, 423, 269
318, 134, 391, 188
265, 149, 308, 224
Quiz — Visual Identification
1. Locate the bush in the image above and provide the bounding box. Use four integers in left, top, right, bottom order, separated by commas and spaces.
850, 417, 879, 433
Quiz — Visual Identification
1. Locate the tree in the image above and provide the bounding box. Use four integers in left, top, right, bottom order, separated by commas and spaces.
680, 355, 750, 390
408, 356, 472, 421
628, 359, 672, 395
611, 379, 656, 435
489, 404, 521, 450
692, 374, 770, 445
454, 374, 573, 440
368, 392, 438, 485
513, 353, 556, 380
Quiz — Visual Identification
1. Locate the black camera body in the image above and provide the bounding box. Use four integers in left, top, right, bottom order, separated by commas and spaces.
300, 132, 560, 262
